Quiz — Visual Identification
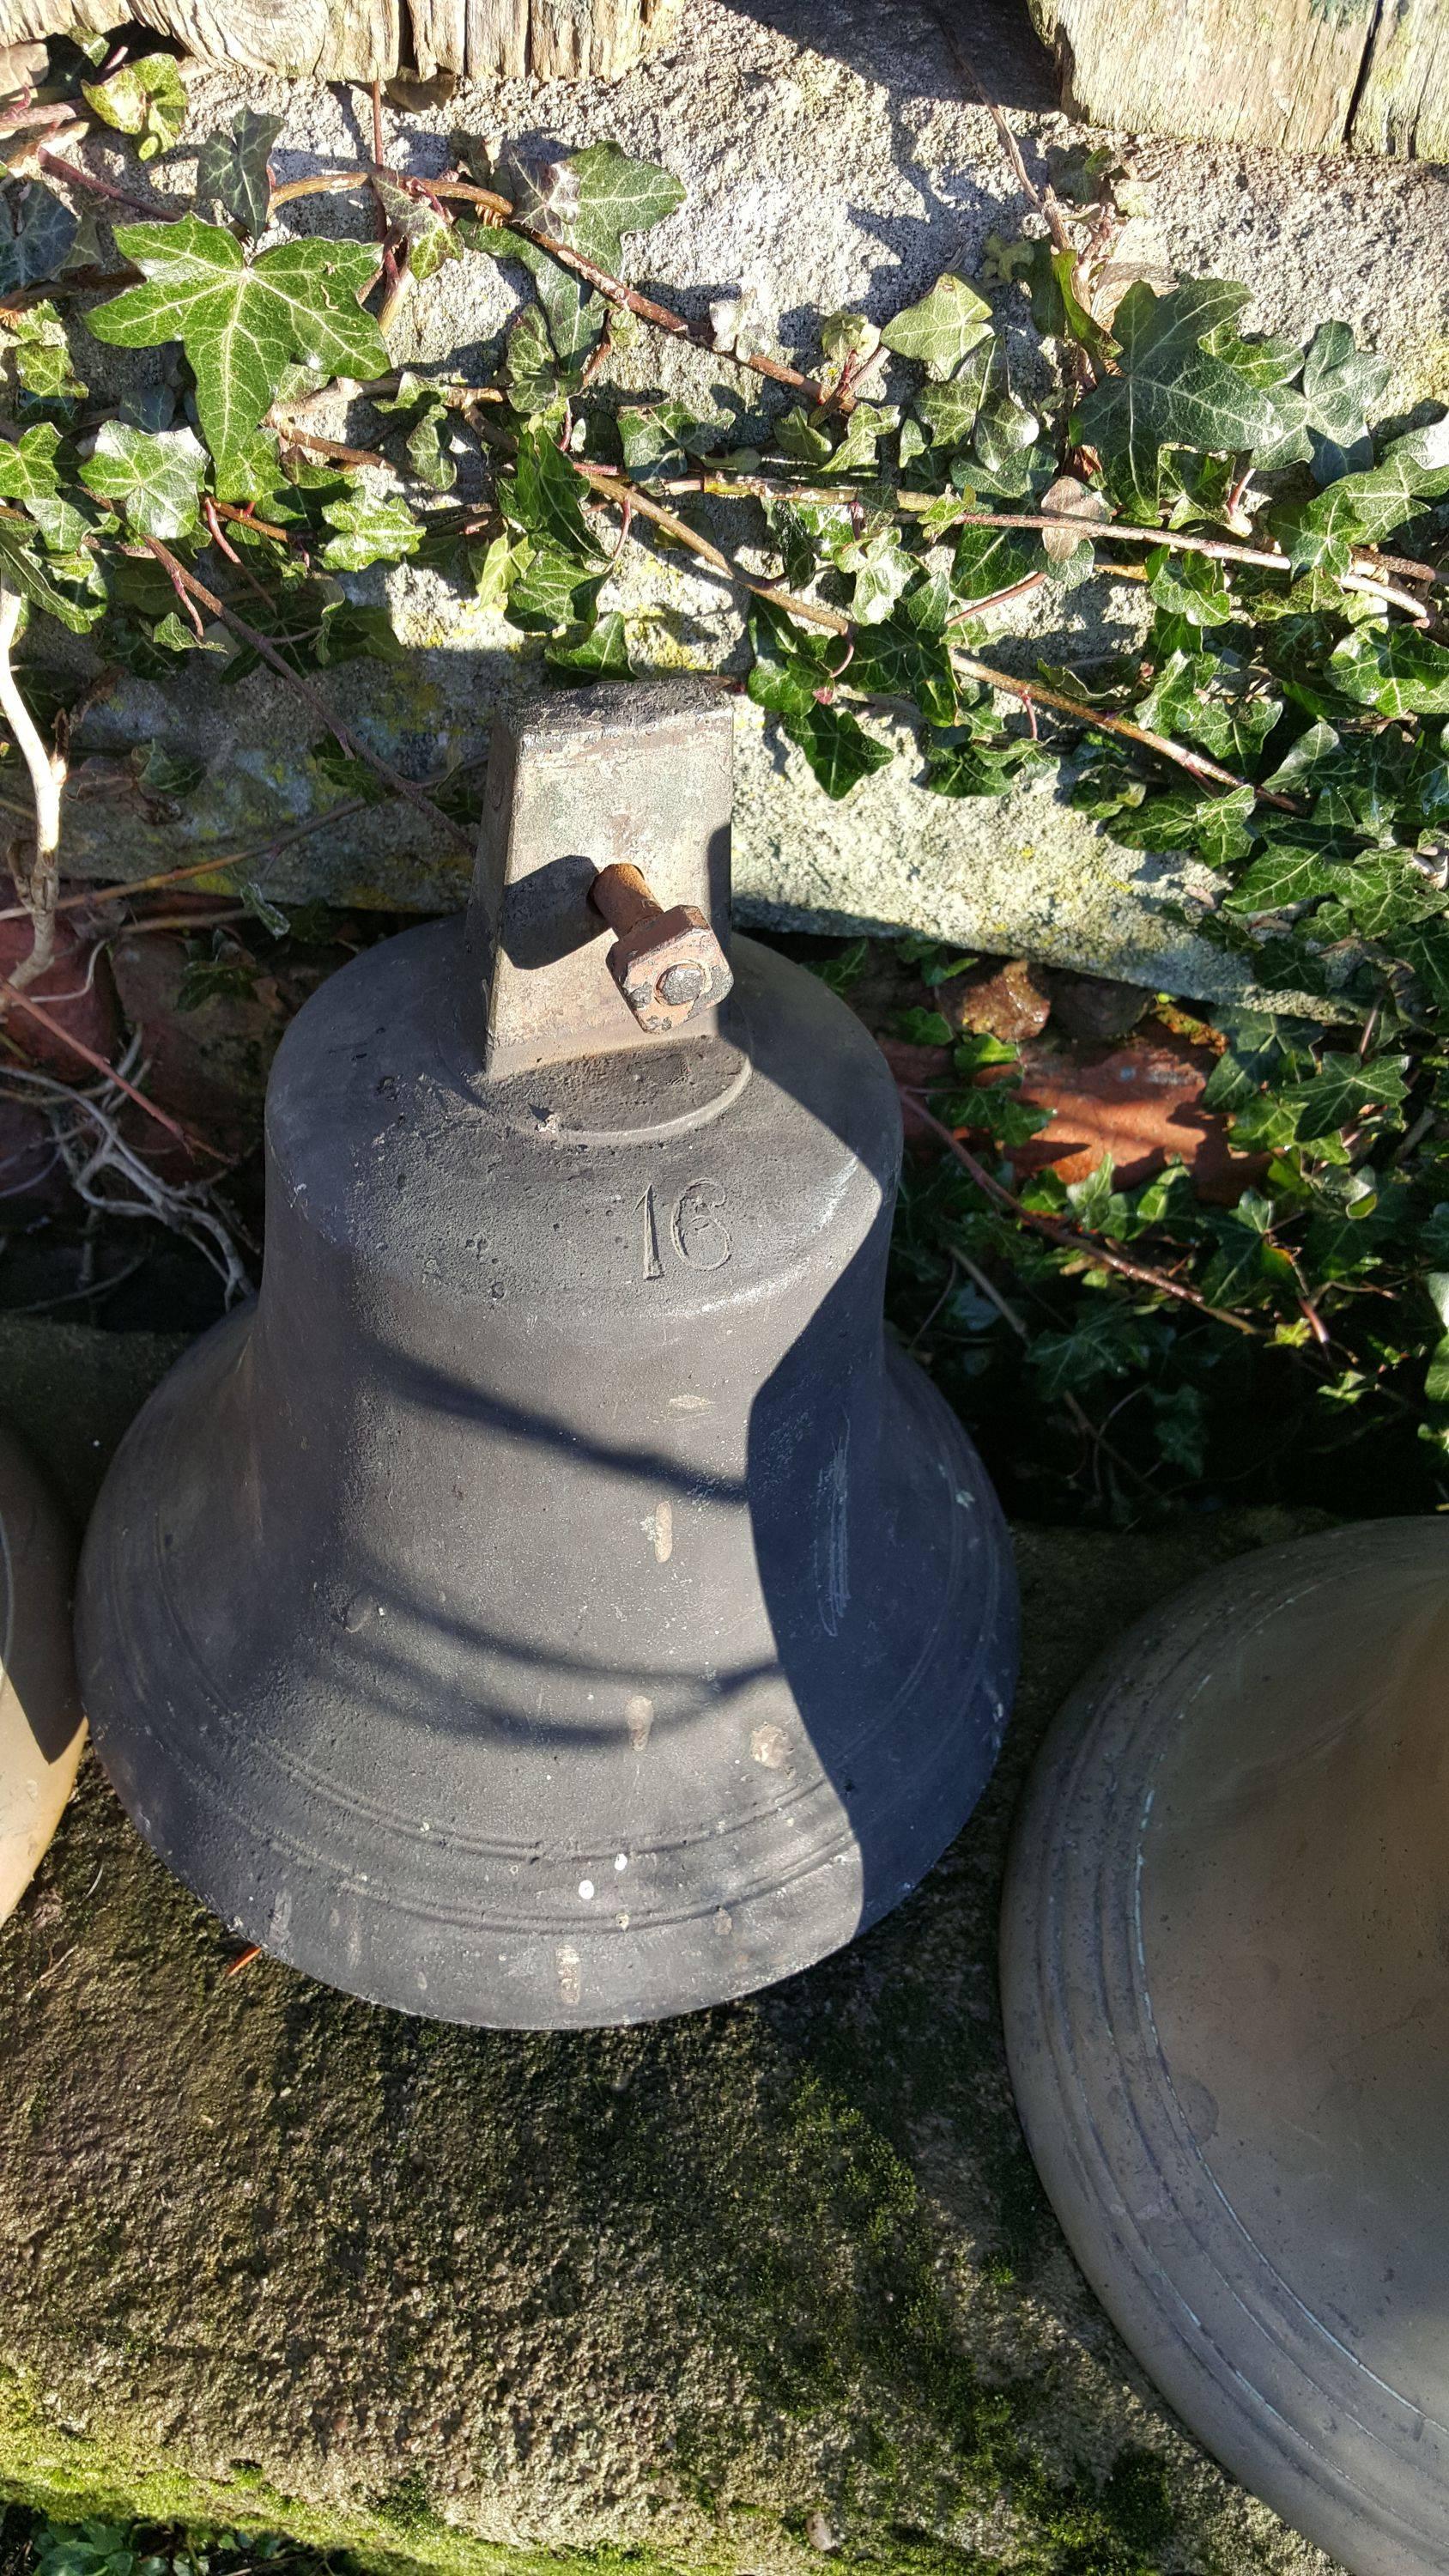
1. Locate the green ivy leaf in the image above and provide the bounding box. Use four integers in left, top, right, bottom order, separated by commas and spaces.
88, 219, 390, 469
846, 617, 955, 726
319, 488, 424, 572
1275, 416, 1449, 572
1144, 544, 1234, 626
80, 422, 207, 538
196, 108, 282, 240
1328, 622, 1449, 716
546, 611, 633, 677
314, 600, 405, 665
838, 526, 912, 624
1077, 280, 1285, 510
0, 182, 77, 295
509, 142, 683, 275
498, 422, 600, 560
0, 301, 85, 403
925, 733, 1044, 796
505, 541, 606, 633
82, 54, 187, 162
1222, 843, 1339, 914
0, 422, 60, 503
1277, 1053, 1409, 1143
374, 179, 465, 284
882, 273, 993, 382
618, 398, 730, 479
913, 343, 994, 452
0, 519, 103, 631
951, 521, 1038, 600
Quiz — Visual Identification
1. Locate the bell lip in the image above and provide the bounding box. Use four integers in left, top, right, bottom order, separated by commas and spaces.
1000, 1518, 1449, 2576
76, 1317, 1017, 2030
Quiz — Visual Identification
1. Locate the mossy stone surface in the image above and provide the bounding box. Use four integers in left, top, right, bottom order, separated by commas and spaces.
0, 1319, 1334, 2576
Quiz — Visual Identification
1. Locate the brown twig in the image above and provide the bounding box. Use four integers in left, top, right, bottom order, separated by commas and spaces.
0, 981, 204, 1151
275, 426, 391, 472
141, 538, 469, 848
906, 1094, 1264, 1334
949, 647, 1301, 810
0, 99, 81, 139
269, 164, 846, 413
36, 147, 183, 222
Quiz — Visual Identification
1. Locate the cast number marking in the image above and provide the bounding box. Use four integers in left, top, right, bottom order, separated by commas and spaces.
636, 1181, 732, 1279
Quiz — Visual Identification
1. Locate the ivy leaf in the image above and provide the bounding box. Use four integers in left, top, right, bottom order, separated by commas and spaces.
1077, 279, 1284, 510
546, 611, 633, 677
505, 542, 606, 633
88, 220, 390, 469
1277, 1053, 1409, 1142
512, 142, 683, 275
1222, 844, 1338, 914
965, 398, 1046, 499
0, 182, 77, 295
882, 273, 993, 381
846, 617, 955, 727
952, 521, 1038, 600
505, 304, 565, 418
1106, 780, 1256, 866
925, 733, 1044, 795
0, 301, 85, 404
1144, 544, 1234, 626
746, 598, 891, 799
1275, 416, 1449, 572
498, 423, 600, 562
1327, 623, 1449, 716
315, 600, 405, 665
319, 489, 424, 572
0, 422, 60, 503
0, 520, 103, 631
780, 697, 894, 799
196, 108, 282, 240
82, 55, 187, 163
618, 398, 730, 479
1300, 319, 1391, 483
374, 179, 464, 284
78, 421, 205, 538
913, 343, 994, 452
837, 526, 912, 624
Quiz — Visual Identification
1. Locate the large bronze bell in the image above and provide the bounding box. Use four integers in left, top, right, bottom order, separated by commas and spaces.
77, 682, 1017, 2027
1002, 1521, 1449, 2576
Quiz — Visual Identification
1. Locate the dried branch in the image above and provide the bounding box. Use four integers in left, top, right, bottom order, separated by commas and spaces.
906, 1094, 1264, 1335
0, 582, 64, 992
141, 538, 470, 850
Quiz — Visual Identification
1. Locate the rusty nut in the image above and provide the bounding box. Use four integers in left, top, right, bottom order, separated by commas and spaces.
606, 905, 734, 1034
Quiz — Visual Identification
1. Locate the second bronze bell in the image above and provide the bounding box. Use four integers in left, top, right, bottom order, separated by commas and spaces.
76, 682, 1018, 2027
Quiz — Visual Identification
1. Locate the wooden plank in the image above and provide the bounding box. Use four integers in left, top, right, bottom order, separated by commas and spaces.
0, 0, 673, 78
1352, 0, 1449, 157
411, 0, 466, 76
465, 0, 528, 72
1028, 0, 1375, 152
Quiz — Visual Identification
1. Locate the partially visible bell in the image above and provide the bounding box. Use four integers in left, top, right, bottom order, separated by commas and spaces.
0, 1425, 85, 1925
1003, 1520, 1449, 2576
76, 681, 1018, 2027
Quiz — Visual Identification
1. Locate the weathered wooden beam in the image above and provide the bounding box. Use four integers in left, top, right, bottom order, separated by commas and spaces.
0, 0, 680, 80
1028, 0, 1449, 157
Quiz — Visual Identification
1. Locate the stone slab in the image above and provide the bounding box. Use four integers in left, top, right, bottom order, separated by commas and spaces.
40, 0, 1449, 1008
0, 1316, 1333, 2576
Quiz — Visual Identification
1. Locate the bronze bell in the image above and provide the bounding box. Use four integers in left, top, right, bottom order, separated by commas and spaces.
76, 681, 1017, 2027
1002, 1521, 1449, 2576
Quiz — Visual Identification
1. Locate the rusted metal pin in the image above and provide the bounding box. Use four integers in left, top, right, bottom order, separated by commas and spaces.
589, 861, 733, 1035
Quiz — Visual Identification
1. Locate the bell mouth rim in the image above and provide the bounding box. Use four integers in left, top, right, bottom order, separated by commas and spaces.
1002, 1517, 1449, 2574
77, 1319, 1017, 2028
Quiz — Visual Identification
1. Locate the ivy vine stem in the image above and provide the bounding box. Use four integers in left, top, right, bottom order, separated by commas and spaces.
0, 580, 64, 992
265, 166, 846, 413
905, 1094, 1265, 1335
140, 538, 470, 850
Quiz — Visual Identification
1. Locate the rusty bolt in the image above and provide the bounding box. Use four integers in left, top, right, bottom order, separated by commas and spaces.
588, 861, 733, 1036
